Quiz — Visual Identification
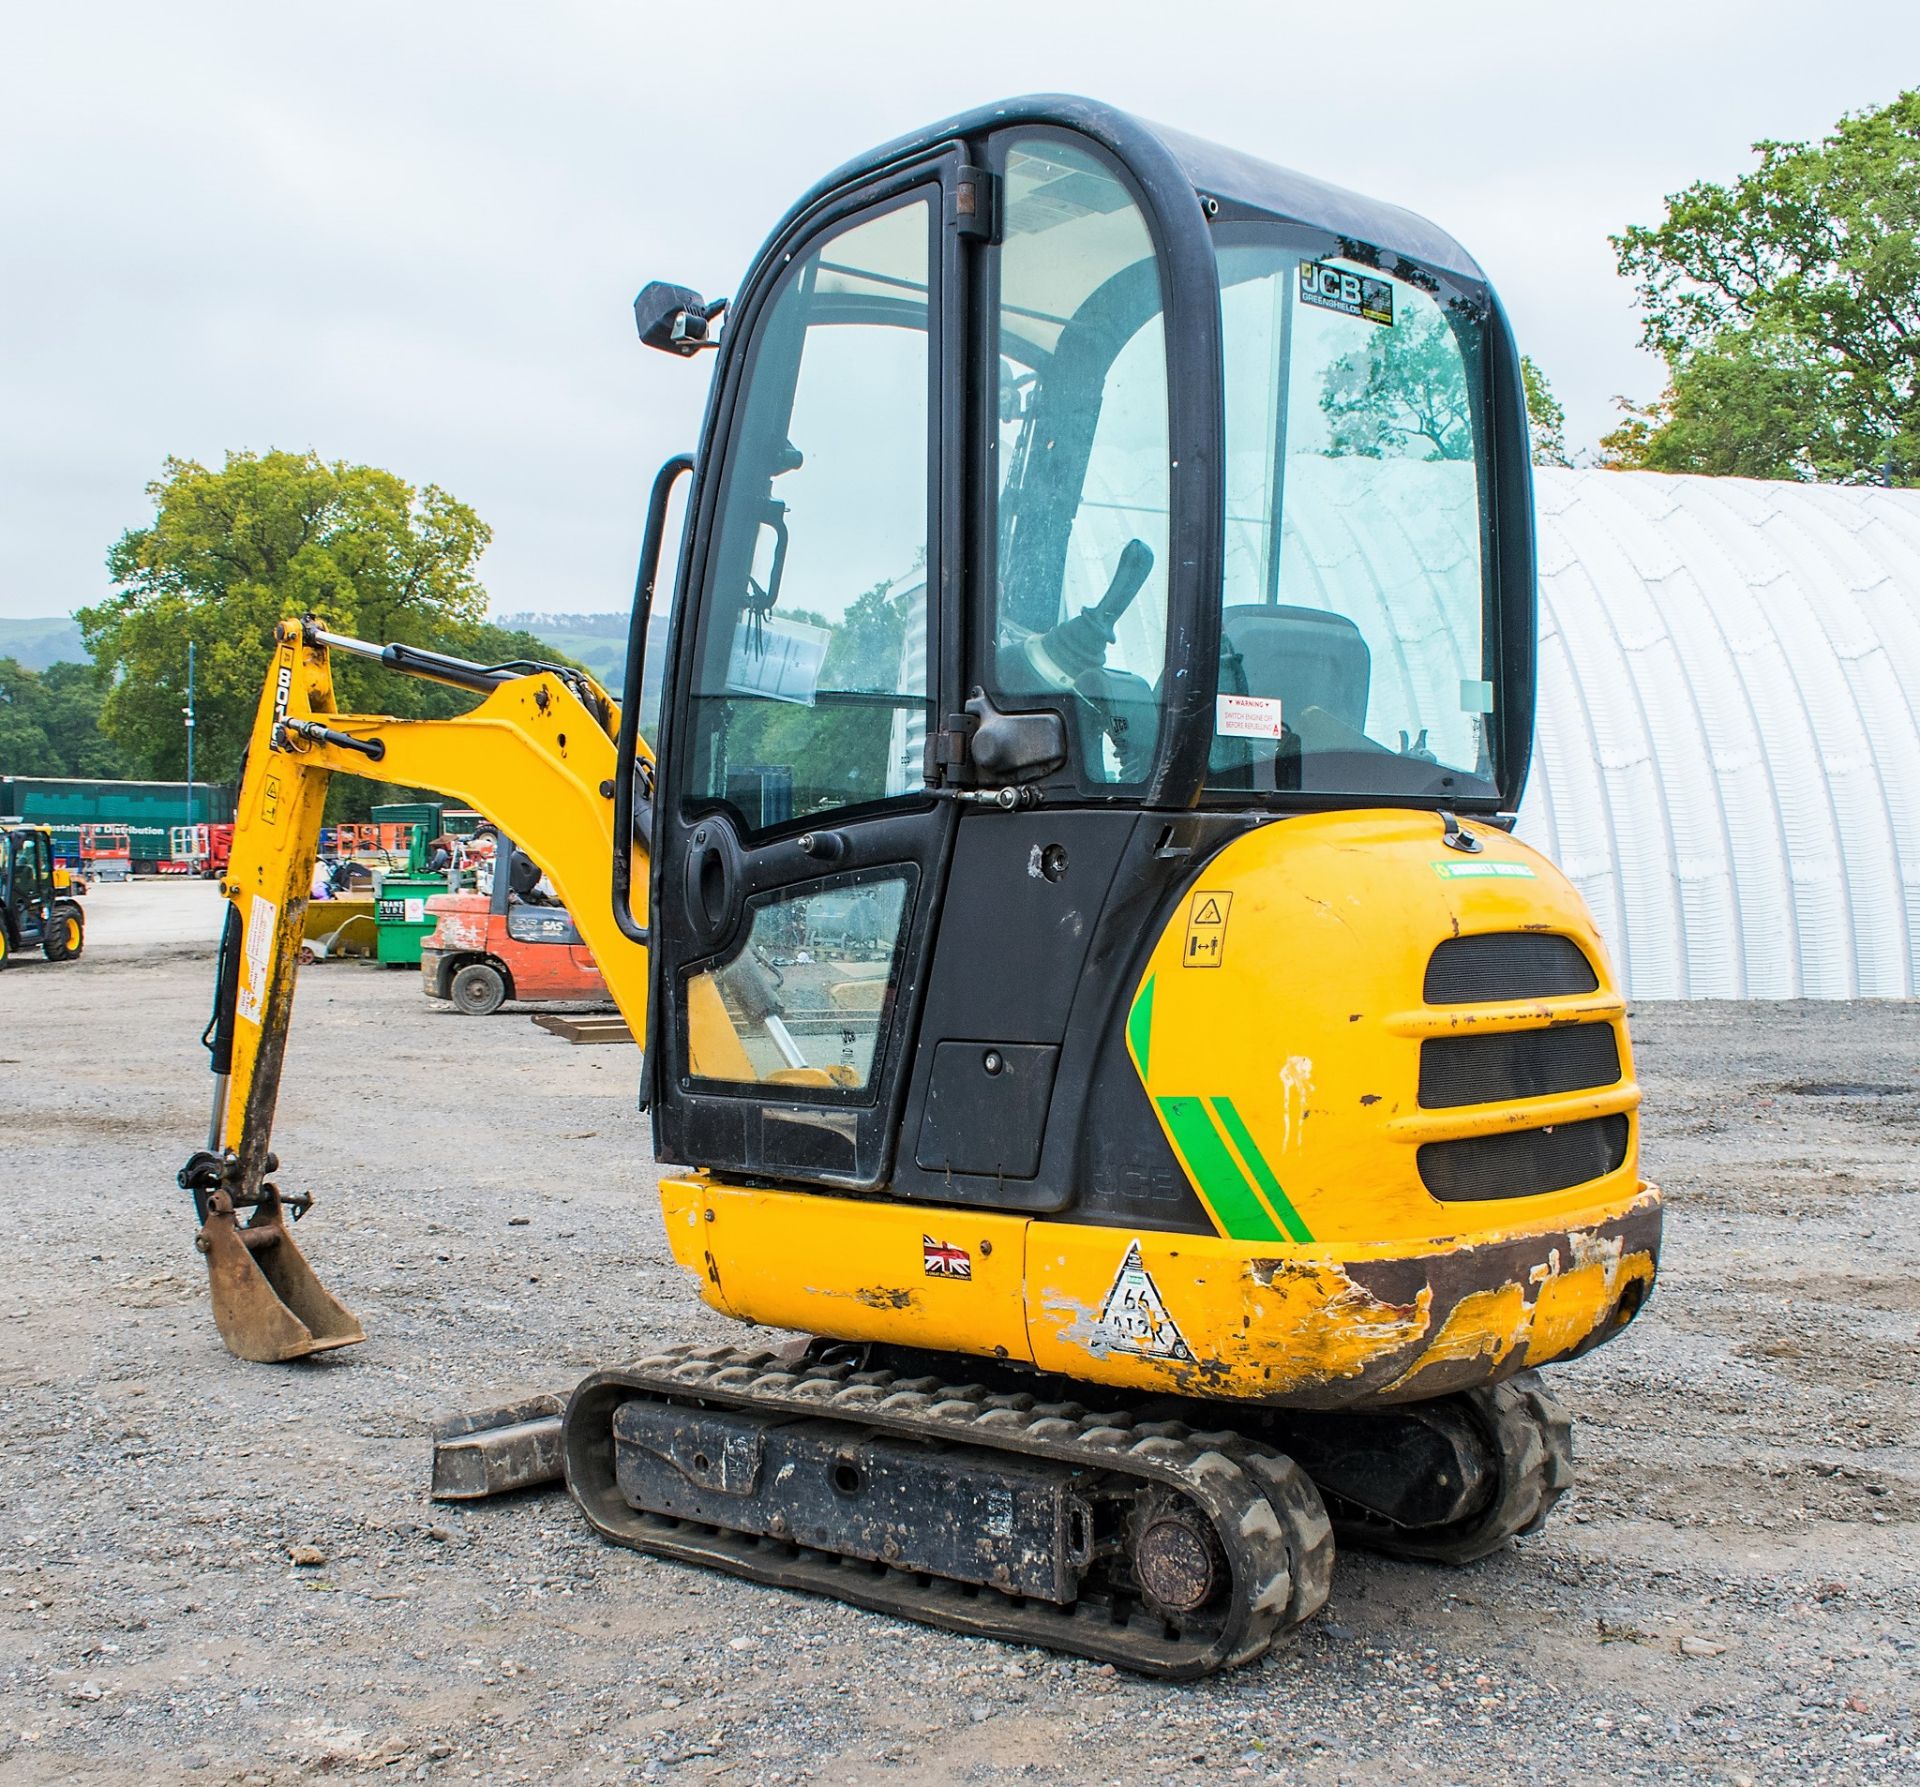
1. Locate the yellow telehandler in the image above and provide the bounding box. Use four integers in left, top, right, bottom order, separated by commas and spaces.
180, 95, 1660, 1677
0, 822, 86, 966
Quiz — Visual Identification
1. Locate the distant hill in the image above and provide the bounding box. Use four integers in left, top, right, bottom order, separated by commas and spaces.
0, 610, 629, 690
0, 616, 87, 670
494, 611, 626, 696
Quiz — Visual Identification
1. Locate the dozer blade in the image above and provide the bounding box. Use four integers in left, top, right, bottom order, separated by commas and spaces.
430, 1394, 568, 1501
199, 1195, 365, 1362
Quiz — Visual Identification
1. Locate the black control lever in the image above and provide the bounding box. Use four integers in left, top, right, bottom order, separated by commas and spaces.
1026, 538, 1154, 687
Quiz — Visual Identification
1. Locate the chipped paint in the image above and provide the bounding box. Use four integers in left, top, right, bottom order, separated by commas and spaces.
851, 1285, 918, 1312
1275, 1056, 1314, 1153
668, 1136, 1658, 1420
432, 901, 490, 952
1040, 1287, 1112, 1359
1030, 1190, 1662, 1408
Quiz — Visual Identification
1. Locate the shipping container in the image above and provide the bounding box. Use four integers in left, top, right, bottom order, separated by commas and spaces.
0, 777, 236, 873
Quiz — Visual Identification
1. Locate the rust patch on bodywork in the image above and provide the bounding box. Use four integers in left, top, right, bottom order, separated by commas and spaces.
1235, 1191, 1662, 1409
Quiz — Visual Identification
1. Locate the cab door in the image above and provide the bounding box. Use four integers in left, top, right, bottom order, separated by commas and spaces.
649, 154, 967, 1189
9, 831, 51, 947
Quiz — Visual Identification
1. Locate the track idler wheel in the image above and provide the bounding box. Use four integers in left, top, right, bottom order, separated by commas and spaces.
1328, 1372, 1574, 1566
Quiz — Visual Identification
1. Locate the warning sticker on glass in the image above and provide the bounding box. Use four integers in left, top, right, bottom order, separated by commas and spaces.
1299, 259, 1394, 327
725, 613, 830, 706
1215, 693, 1284, 739
235, 893, 277, 1026
1096, 1241, 1194, 1362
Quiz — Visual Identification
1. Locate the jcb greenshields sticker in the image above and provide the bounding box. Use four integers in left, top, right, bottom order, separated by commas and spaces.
1299, 259, 1394, 326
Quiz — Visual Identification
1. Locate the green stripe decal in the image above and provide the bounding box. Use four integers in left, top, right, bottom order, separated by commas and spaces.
1156, 1095, 1285, 1242
1127, 975, 1154, 1078
1210, 1096, 1314, 1243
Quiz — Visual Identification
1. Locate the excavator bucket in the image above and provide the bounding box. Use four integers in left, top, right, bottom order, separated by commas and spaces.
197, 1190, 365, 1362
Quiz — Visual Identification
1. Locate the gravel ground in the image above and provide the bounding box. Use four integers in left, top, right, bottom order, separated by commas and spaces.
1, 884, 1914, 1786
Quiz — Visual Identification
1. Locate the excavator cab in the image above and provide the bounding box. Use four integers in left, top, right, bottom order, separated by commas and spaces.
636, 98, 1540, 1205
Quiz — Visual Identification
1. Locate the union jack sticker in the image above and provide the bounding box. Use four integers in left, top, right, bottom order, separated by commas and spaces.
922, 1235, 972, 1280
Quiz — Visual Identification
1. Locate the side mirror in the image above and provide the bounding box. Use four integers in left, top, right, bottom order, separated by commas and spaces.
634, 281, 727, 357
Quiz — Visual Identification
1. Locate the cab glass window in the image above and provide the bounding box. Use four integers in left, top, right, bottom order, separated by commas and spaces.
686, 199, 933, 833
989, 139, 1169, 787
13, 834, 46, 904
685, 871, 913, 1093
1212, 228, 1496, 802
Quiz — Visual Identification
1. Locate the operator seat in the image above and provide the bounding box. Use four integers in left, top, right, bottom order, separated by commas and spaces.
1212, 603, 1372, 788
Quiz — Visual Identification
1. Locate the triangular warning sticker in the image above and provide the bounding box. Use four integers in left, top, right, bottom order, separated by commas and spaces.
1193, 897, 1223, 924
1095, 1241, 1194, 1362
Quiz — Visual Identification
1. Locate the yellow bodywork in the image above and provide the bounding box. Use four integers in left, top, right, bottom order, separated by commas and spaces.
663, 813, 1660, 1409
1129, 810, 1641, 1248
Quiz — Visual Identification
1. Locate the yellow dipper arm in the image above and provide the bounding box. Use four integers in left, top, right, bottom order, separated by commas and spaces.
183, 618, 651, 1360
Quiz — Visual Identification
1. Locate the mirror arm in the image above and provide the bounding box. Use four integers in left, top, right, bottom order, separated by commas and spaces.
756, 500, 791, 612
669, 296, 729, 354
612, 452, 695, 947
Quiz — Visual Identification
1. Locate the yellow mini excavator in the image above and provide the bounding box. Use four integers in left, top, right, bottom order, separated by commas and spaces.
181, 96, 1660, 1677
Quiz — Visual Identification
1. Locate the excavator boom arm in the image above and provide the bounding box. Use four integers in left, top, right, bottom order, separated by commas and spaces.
183, 618, 651, 1359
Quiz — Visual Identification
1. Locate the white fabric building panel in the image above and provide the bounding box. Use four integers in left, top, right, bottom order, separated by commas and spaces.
1517, 470, 1920, 999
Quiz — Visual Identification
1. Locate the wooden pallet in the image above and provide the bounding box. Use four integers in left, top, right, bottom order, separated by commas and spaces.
529, 1012, 634, 1045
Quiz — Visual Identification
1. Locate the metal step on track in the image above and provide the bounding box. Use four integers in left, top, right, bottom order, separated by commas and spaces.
562, 1344, 1335, 1679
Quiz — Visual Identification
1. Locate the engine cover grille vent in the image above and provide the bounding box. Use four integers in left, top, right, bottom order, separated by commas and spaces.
1417, 1114, 1629, 1203
1419, 1024, 1621, 1110
1424, 933, 1598, 1005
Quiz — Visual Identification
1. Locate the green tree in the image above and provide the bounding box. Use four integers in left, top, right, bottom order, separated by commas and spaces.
1610, 90, 1920, 482
1598, 338, 1843, 477
84, 449, 494, 783
0, 657, 129, 777
82, 449, 585, 817
1320, 309, 1474, 461
0, 656, 60, 775
1520, 356, 1572, 467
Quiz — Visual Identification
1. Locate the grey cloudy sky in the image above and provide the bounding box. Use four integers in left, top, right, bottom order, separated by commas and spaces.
2, 0, 1914, 623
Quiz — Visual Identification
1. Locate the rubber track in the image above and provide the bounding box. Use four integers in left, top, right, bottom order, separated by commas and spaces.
565, 1344, 1334, 1678
1333, 1371, 1575, 1565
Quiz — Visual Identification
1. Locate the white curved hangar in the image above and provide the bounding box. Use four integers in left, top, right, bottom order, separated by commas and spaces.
1517, 468, 1920, 999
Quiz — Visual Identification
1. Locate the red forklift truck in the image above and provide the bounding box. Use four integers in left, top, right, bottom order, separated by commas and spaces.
418, 833, 607, 1015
